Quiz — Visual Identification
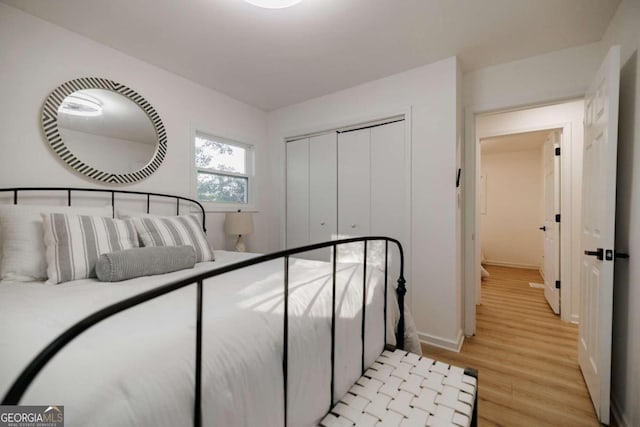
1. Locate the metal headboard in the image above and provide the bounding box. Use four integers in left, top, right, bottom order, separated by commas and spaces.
0, 187, 206, 232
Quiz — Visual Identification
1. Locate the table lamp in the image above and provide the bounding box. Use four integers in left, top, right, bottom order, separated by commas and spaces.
224, 210, 254, 252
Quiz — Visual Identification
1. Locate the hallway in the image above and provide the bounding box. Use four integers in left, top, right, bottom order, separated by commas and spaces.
421, 265, 601, 426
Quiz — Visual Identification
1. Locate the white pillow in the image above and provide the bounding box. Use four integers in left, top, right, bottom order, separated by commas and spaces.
132, 214, 214, 262
42, 213, 139, 284
0, 204, 112, 281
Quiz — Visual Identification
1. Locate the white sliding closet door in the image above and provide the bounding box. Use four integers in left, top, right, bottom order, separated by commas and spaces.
286, 119, 406, 266
371, 121, 406, 279
308, 133, 337, 260
286, 139, 309, 249
371, 121, 405, 240
309, 133, 337, 244
338, 128, 371, 237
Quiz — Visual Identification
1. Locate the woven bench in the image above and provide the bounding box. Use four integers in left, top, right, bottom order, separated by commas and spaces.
320, 349, 478, 427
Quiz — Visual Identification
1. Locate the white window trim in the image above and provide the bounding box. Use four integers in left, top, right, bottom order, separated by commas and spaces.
191, 129, 256, 212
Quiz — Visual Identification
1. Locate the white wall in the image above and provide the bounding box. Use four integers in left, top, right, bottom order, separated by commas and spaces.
0, 4, 272, 253
464, 42, 602, 109
269, 57, 463, 350
480, 147, 543, 269
599, 1, 640, 425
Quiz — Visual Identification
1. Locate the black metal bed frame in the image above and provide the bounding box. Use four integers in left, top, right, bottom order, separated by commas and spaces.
0, 187, 408, 427
0, 187, 207, 232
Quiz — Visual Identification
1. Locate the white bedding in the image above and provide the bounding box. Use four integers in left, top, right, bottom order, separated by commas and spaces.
0, 250, 416, 427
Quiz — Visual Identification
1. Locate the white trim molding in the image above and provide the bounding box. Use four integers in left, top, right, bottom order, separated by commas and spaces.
418, 329, 465, 352
484, 260, 541, 270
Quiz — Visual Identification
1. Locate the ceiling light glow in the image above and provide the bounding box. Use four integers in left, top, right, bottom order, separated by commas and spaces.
244, 0, 302, 9
59, 94, 103, 117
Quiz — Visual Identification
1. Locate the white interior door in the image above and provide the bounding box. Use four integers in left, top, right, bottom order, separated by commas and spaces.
309, 133, 337, 260
286, 138, 309, 249
542, 132, 560, 314
579, 45, 620, 425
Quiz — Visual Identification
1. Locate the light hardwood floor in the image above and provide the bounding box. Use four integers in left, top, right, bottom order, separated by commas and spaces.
421, 265, 604, 427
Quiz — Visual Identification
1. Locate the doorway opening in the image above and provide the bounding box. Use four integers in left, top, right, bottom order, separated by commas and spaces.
466, 98, 585, 331
479, 128, 562, 314
462, 47, 620, 426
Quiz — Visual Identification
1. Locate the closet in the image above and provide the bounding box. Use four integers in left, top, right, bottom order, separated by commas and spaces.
286, 119, 407, 264
286, 132, 337, 259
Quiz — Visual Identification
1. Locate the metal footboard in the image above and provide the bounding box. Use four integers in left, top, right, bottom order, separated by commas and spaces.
1, 232, 407, 427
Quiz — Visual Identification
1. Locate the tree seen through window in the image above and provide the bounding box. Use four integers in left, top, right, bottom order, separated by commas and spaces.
195, 136, 249, 203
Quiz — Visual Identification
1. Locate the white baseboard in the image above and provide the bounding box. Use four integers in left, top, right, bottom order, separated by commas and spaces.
485, 260, 541, 270
418, 329, 464, 352
612, 396, 630, 427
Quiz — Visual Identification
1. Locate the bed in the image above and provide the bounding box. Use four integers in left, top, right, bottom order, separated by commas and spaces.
0, 187, 475, 427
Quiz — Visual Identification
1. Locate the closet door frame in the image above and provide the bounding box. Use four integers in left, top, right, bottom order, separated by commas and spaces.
282, 107, 413, 307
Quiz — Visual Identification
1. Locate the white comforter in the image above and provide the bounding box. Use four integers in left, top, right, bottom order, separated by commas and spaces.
0, 251, 412, 427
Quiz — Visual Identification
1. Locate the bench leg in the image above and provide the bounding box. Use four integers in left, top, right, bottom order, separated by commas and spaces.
464, 367, 479, 427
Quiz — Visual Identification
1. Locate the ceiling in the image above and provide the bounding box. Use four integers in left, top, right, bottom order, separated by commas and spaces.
2, 0, 620, 111
481, 130, 551, 155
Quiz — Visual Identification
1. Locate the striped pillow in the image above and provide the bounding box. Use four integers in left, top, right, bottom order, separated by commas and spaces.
42, 213, 139, 284
0, 204, 112, 282
132, 214, 214, 262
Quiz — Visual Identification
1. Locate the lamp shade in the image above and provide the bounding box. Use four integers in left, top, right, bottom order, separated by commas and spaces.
224, 211, 254, 236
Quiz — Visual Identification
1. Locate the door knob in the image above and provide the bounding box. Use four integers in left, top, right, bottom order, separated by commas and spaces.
539, 226, 546, 231
584, 248, 604, 261
615, 251, 629, 259
320, 222, 325, 226
351, 224, 356, 229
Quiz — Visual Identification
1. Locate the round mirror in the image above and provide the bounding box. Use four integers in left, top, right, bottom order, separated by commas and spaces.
42, 78, 167, 184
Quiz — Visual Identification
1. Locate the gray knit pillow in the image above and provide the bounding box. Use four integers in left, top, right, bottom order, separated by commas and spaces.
95, 245, 196, 282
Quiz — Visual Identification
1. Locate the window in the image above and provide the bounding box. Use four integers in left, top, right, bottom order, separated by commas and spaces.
194, 132, 253, 204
